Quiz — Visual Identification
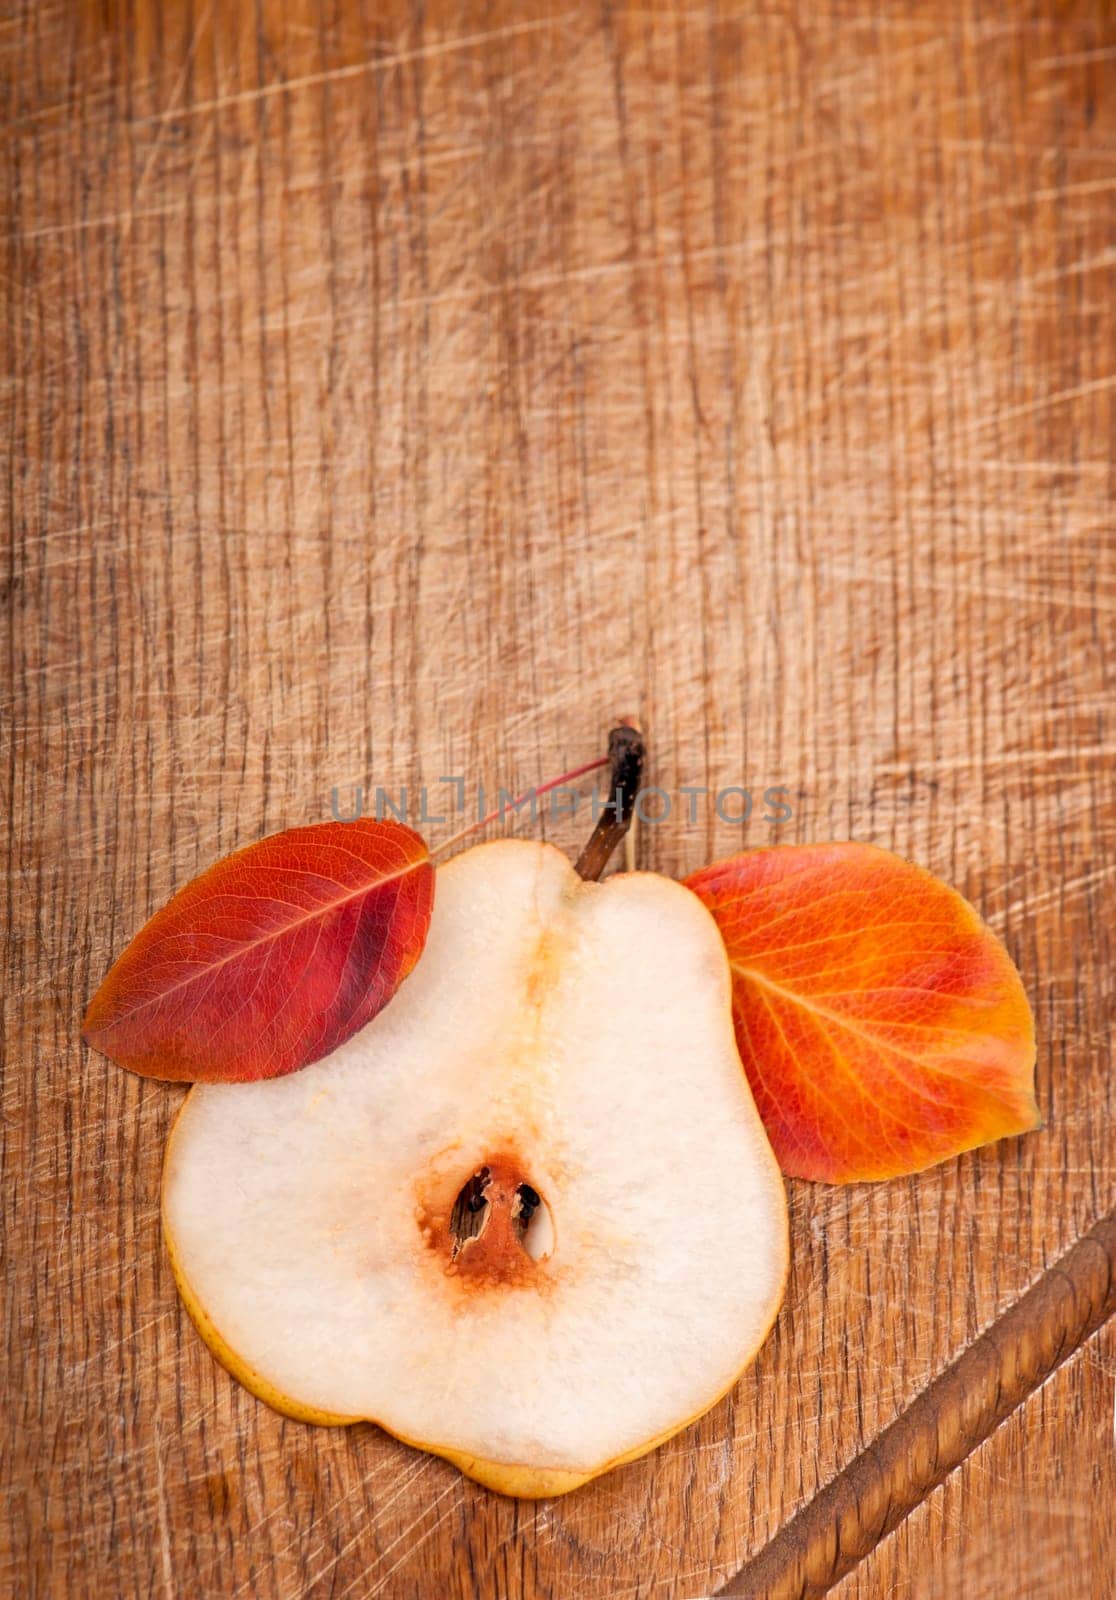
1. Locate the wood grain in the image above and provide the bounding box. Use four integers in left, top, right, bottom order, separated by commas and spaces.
3, 2, 1114, 1598
825, 1318, 1116, 1600
717, 1211, 1116, 1598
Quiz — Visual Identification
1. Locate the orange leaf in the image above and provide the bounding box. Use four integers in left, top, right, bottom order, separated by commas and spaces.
83, 820, 433, 1082
686, 843, 1039, 1181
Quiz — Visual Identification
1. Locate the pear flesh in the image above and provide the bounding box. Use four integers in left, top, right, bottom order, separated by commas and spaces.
163, 840, 789, 1496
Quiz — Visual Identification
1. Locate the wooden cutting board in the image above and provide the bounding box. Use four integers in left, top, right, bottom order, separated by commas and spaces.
3, 3, 1114, 1597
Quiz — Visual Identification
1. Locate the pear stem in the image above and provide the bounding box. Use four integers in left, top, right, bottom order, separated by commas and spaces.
574, 721, 645, 882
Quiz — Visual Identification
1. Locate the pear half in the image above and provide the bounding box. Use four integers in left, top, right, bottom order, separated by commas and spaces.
163, 840, 789, 1496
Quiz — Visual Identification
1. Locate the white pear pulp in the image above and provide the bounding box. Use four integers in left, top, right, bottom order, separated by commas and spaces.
163, 840, 788, 1482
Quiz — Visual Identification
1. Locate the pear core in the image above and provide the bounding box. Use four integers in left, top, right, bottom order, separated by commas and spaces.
162, 839, 789, 1496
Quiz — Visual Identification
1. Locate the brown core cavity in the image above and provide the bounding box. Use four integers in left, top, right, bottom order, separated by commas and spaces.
421, 1153, 552, 1288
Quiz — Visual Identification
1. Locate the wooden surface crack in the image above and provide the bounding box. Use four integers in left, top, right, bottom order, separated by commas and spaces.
714, 1210, 1116, 1600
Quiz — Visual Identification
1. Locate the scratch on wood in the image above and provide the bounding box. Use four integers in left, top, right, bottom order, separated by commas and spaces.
153, 1423, 176, 1600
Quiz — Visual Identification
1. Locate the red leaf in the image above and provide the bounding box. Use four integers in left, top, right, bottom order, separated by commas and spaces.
686, 843, 1039, 1182
83, 820, 433, 1082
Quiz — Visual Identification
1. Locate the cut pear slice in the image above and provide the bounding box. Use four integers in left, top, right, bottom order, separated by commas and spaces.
163, 840, 789, 1496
